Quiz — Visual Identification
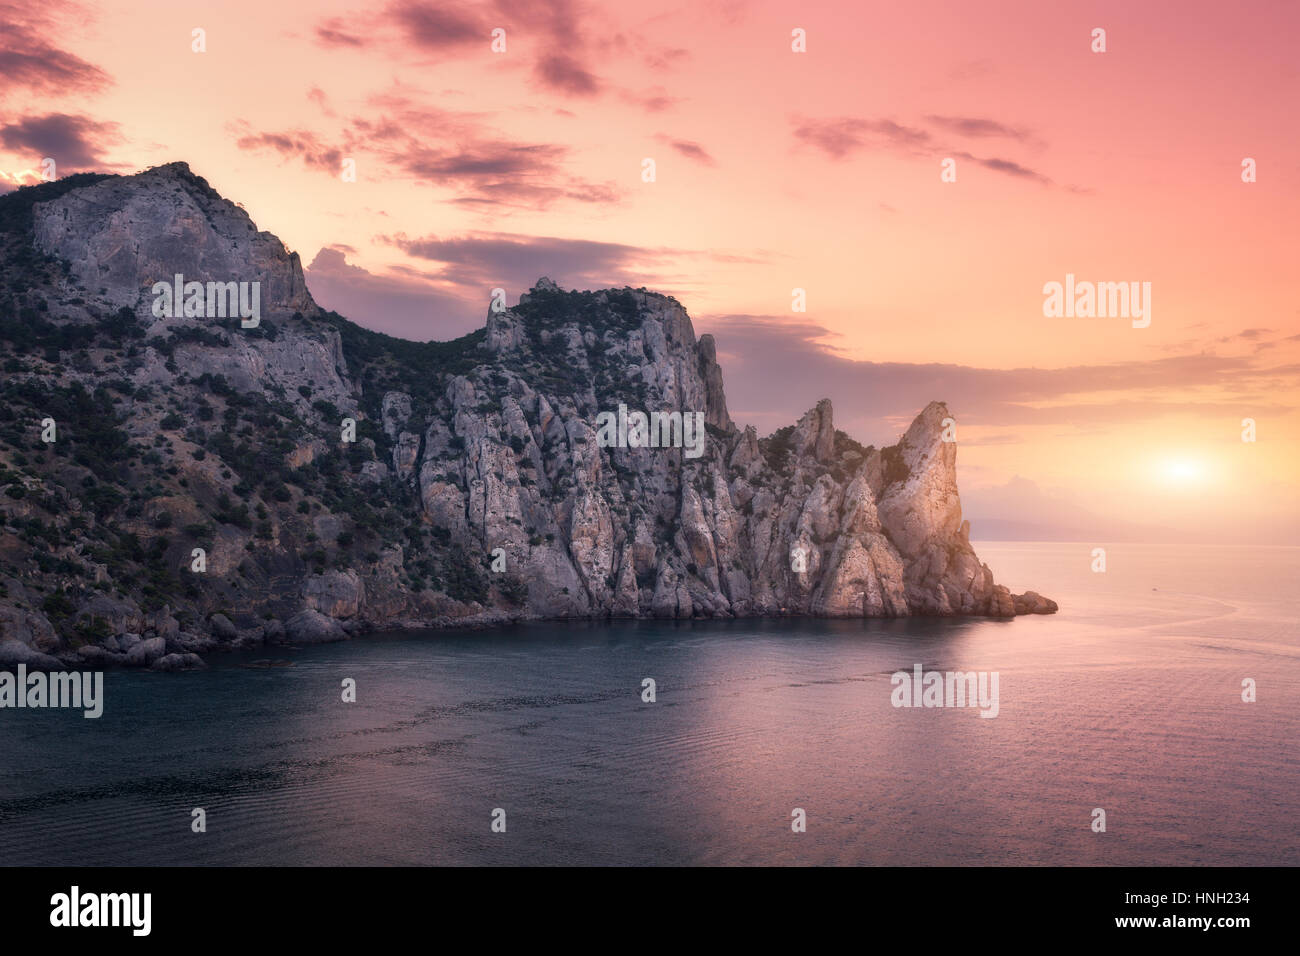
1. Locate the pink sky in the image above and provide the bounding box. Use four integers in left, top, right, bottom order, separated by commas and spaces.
2, 0, 1297, 542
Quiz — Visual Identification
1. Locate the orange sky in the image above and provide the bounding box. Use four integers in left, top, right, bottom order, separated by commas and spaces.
2, 0, 1297, 542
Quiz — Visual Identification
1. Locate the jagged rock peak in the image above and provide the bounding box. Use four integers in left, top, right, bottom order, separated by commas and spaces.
793, 398, 836, 463
30, 162, 318, 318
0, 162, 1057, 673
144, 160, 195, 178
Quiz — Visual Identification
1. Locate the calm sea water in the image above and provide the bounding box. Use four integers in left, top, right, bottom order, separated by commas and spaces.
1, 542, 1296, 866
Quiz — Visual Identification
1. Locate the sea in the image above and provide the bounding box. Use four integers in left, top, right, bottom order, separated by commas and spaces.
1, 542, 1296, 865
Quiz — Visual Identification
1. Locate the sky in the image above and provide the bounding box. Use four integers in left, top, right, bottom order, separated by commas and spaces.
1, 0, 1297, 543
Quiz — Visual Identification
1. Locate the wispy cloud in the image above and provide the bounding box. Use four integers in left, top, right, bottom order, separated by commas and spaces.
791, 113, 1058, 185
697, 313, 1299, 439
232, 126, 343, 172
658, 135, 716, 166
923, 114, 1033, 141
231, 104, 621, 208
385, 231, 676, 293
314, 17, 369, 48
0, 0, 112, 98
791, 117, 931, 159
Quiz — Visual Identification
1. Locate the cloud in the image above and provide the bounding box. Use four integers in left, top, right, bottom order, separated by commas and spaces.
0, 1, 112, 98
232, 107, 621, 208
952, 151, 1051, 184
791, 117, 931, 159
0, 113, 123, 171
658, 136, 716, 166
386, 1, 486, 50
311, 0, 609, 99
594, 29, 690, 72
304, 246, 482, 340
694, 313, 1300, 441
305, 234, 763, 340
315, 18, 368, 48
791, 114, 1057, 185
923, 115, 1032, 140
643, 46, 690, 71
307, 86, 336, 116
232, 127, 343, 172
621, 88, 682, 112
534, 54, 602, 96
404, 142, 566, 178
398, 141, 620, 206
384, 231, 678, 294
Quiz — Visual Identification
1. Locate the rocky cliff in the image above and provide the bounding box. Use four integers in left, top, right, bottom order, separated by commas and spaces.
0, 163, 1054, 670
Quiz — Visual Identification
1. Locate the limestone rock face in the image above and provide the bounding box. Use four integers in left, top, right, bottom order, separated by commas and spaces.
875, 401, 997, 615
0, 164, 1055, 670
362, 274, 1042, 624
32, 162, 356, 418
301, 570, 364, 618
33, 162, 316, 317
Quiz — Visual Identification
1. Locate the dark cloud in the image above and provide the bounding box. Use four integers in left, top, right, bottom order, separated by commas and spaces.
319, 233, 768, 340
232, 109, 619, 207
405, 142, 566, 178
384, 232, 675, 294
0, 2, 112, 97
305, 246, 482, 340
305, 235, 762, 341
976, 156, 1040, 178
923, 115, 1032, 140
660, 137, 716, 166
694, 314, 1299, 442
495, 0, 583, 42
0, 113, 123, 171
231, 127, 343, 173
952, 151, 1051, 184
398, 141, 619, 206
386, 1, 486, 50
311, 0, 631, 100
309, 0, 608, 97
534, 54, 602, 96
792, 114, 1057, 185
791, 117, 931, 159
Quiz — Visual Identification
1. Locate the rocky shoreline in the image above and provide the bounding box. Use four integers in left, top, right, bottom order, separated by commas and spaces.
0, 163, 1055, 673
1, 589, 1059, 673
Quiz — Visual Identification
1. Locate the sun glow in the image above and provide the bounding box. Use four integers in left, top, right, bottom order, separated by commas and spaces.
1161, 460, 1205, 483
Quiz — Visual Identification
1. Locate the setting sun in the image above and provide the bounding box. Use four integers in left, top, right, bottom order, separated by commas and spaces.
1162, 460, 1205, 482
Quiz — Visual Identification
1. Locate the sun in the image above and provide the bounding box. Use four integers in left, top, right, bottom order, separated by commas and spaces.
1161, 460, 1204, 483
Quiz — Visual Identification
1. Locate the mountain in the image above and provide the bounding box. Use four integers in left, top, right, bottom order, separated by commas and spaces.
0, 163, 1055, 671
